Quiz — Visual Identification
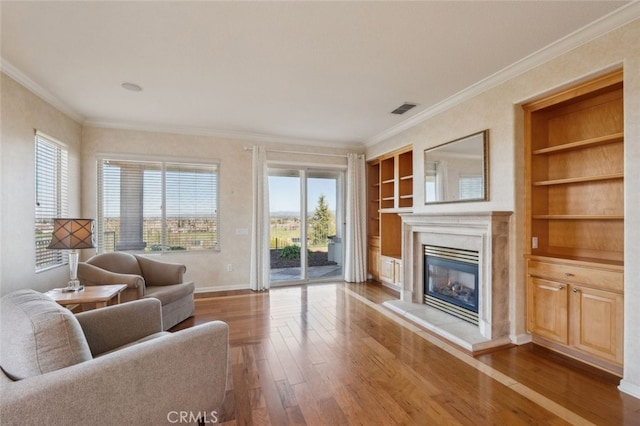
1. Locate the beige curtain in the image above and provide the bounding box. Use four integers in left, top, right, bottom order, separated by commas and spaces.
344, 153, 367, 282
249, 146, 270, 291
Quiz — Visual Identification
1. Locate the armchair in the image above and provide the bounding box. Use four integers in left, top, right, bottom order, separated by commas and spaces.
77, 252, 194, 330
0, 290, 228, 425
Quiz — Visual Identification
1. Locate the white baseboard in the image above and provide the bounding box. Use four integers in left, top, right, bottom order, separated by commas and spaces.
618, 379, 640, 399
195, 284, 249, 294
510, 333, 533, 345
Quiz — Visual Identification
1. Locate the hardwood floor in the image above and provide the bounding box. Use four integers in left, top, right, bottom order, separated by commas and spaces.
172, 281, 640, 425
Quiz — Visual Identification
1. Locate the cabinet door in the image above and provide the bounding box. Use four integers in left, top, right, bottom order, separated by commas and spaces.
570, 286, 623, 365
527, 277, 568, 344
393, 259, 402, 286
368, 245, 380, 280
380, 256, 396, 284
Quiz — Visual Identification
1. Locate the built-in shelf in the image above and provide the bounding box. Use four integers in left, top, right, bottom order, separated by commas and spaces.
379, 207, 413, 214
532, 132, 623, 155
533, 173, 623, 186
532, 215, 623, 220
524, 69, 624, 375
367, 146, 413, 284
528, 253, 624, 268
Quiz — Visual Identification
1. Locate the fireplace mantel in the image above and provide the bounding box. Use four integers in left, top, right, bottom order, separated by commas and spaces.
383, 211, 512, 352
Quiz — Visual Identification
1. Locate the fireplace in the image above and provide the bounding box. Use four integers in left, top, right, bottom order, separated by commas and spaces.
382, 212, 513, 352
424, 246, 479, 324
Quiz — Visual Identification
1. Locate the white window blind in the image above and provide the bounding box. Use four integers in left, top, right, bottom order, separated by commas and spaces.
35, 132, 68, 271
459, 174, 483, 200
97, 158, 219, 253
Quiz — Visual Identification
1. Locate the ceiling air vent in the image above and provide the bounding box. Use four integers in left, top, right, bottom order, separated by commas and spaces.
391, 103, 417, 115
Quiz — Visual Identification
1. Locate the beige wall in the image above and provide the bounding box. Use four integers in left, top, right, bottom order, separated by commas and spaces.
0, 73, 83, 294
366, 18, 640, 397
81, 126, 354, 292
0, 73, 355, 295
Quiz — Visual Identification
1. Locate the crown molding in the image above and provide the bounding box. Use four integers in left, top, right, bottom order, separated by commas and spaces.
0, 59, 85, 124
365, 2, 640, 147
84, 120, 364, 150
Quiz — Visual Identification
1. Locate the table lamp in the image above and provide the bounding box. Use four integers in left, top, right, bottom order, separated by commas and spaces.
48, 218, 96, 292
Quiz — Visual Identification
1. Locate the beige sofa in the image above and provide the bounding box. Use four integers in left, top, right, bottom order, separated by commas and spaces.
78, 252, 195, 330
0, 290, 228, 425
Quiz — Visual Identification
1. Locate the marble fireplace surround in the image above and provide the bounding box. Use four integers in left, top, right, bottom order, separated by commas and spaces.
383, 212, 513, 353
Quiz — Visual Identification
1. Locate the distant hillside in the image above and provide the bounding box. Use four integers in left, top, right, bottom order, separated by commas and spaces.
271, 210, 336, 218
270, 211, 299, 218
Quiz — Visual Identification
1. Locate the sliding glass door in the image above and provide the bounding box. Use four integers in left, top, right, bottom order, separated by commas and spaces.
269, 168, 343, 284
269, 169, 303, 281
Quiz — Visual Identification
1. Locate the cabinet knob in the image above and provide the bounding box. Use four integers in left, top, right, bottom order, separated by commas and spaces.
564, 272, 575, 277
573, 287, 581, 293
558, 285, 565, 290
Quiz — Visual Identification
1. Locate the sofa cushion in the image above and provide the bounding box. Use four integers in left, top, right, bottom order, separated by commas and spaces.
96, 331, 171, 357
144, 281, 195, 305
86, 252, 143, 276
0, 290, 92, 380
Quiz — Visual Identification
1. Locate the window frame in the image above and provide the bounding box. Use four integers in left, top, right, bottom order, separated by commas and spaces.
35, 131, 69, 272
96, 154, 220, 254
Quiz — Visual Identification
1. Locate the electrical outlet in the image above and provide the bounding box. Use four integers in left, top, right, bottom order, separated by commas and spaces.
532, 237, 538, 249
227, 264, 233, 272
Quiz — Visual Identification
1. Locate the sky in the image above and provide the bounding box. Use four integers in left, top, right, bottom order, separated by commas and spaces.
269, 176, 337, 213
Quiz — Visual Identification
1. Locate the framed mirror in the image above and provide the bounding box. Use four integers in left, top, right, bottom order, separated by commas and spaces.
424, 130, 488, 204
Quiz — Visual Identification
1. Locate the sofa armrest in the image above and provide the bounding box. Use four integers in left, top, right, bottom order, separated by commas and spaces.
135, 255, 186, 286
75, 298, 163, 356
1, 321, 229, 426
77, 262, 144, 298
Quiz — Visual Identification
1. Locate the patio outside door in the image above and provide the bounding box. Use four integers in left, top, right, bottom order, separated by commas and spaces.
269, 168, 343, 284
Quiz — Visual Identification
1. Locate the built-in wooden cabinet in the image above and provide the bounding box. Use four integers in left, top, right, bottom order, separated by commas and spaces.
570, 284, 623, 365
524, 69, 624, 375
527, 274, 569, 344
397, 150, 413, 209
367, 162, 380, 238
379, 255, 401, 286
367, 236, 380, 280
367, 146, 412, 287
526, 258, 624, 372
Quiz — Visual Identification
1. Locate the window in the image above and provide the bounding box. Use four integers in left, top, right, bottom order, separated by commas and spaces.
97, 158, 219, 253
459, 174, 483, 200
424, 160, 438, 202
35, 132, 68, 271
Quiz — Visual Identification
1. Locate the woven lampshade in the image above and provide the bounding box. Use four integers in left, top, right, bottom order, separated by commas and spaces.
47, 218, 96, 250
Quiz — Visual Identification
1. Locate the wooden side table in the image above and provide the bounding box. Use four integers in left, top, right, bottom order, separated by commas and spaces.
45, 284, 128, 309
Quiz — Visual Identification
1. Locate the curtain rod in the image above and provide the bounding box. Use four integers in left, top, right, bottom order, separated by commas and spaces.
243, 146, 350, 158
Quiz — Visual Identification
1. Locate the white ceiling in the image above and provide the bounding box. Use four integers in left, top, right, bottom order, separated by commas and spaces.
1, 1, 635, 148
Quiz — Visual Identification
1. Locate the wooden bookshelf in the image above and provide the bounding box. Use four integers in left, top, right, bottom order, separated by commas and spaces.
367, 146, 412, 286
523, 69, 624, 375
